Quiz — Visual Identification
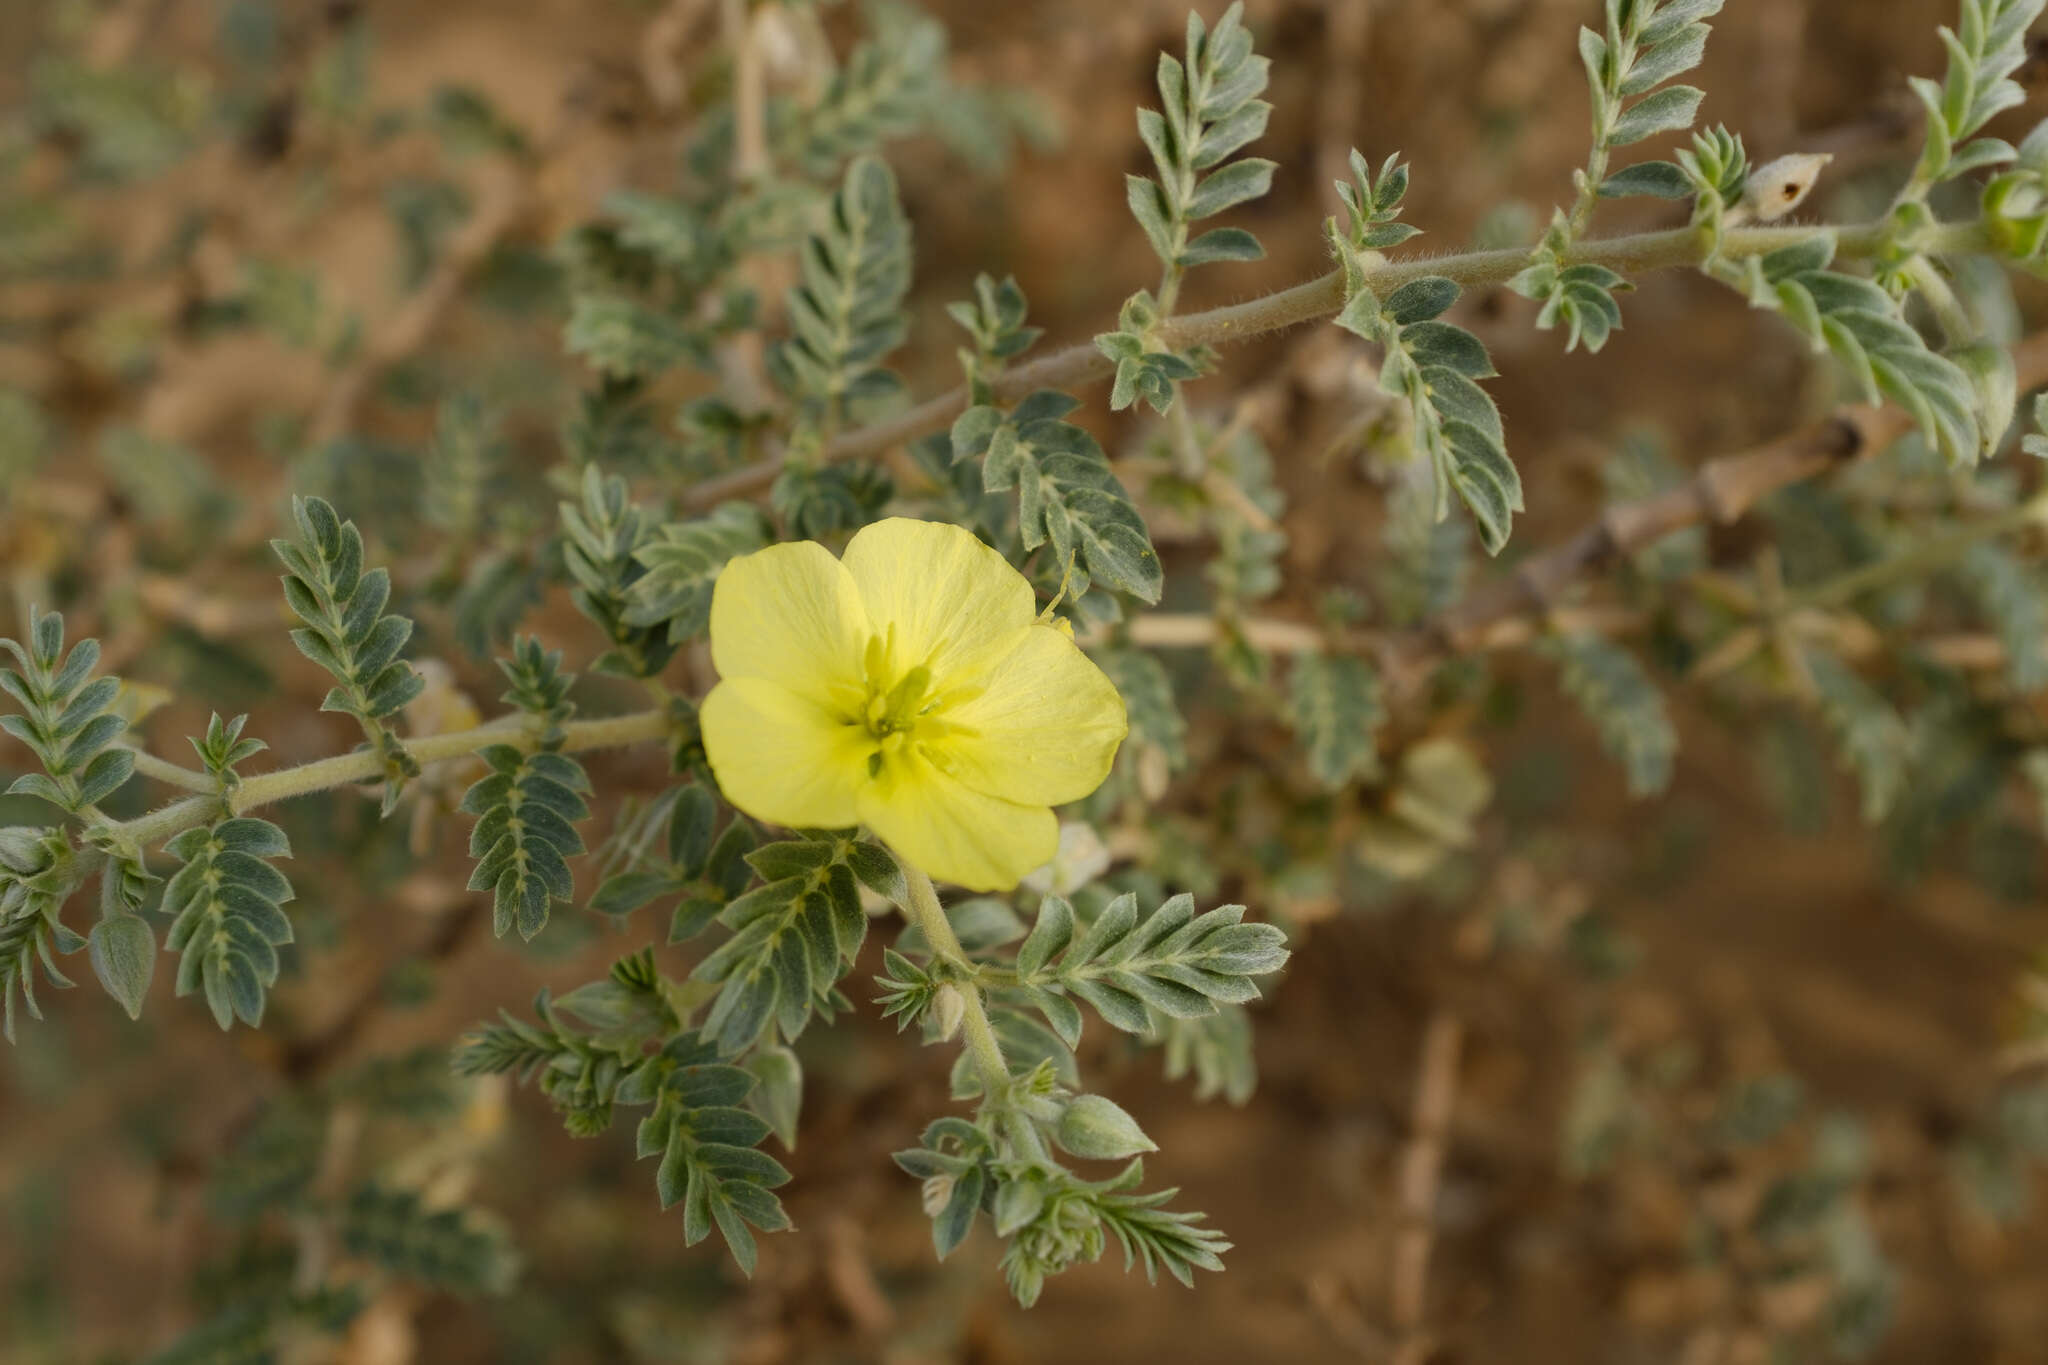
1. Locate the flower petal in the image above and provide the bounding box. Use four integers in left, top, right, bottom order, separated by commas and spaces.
858, 744, 1057, 892
942, 625, 1128, 806
842, 519, 1034, 681
709, 541, 868, 706
702, 677, 868, 830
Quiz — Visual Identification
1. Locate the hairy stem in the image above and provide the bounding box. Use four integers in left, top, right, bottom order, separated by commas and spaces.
683, 218, 1991, 509
121, 748, 216, 794
98, 709, 673, 863
896, 861, 1050, 1161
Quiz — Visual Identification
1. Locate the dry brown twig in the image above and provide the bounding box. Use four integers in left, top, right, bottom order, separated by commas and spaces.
1388, 1012, 1464, 1365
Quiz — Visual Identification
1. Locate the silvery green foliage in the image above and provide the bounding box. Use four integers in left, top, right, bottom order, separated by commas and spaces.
1287, 651, 1385, 789
1540, 633, 1677, 798
1514, 0, 1723, 350
1983, 120, 2048, 264
1700, 213, 1986, 466
1580, 0, 1719, 171
1124, 2, 1274, 282
870, 884, 1285, 1301
687, 833, 892, 1054
952, 390, 1165, 602
1805, 648, 1914, 824
0, 825, 82, 1042
1329, 154, 1519, 552
1002, 892, 1290, 1045
625, 503, 773, 640
560, 466, 678, 678
893, 1122, 1229, 1307
1096, 2, 1274, 413
1957, 542, 2048, 691
778, 5, 947, 176
455, 948, 796, 1274
274, 498, 425, 728
272, 496, 425, 811
22, 0, 2048, 1335
339, 1185, 518, 1297
1899, 0, 2044, 205
0, 611, 164, 1025
0, 608, 133, 814
163, 817, 295, 1030
1151, 1006, 1257, 1106
460, 641, 591, 940
950, 272, 1042, 401
777, 154, 913, 431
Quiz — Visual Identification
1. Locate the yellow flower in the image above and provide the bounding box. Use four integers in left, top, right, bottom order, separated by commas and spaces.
701, 519, 1128, 891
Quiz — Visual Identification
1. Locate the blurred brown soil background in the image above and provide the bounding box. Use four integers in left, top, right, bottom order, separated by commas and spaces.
6, 1, 2048, 1363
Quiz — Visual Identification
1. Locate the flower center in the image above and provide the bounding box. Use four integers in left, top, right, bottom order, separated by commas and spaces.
851, 626, 982, 776
865, 664, 932, 737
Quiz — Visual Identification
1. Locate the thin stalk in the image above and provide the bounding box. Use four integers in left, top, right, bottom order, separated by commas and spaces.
897, 861, 1051, 1162
724, 0, 768, 186
95, 708, 673, 863
1793, 498, 2048, 611
1900, 255, 1976, 348
683, 217, 1991, 509
121, 749, 216, 794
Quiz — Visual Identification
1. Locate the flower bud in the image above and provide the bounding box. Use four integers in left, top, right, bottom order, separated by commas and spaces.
1053, 1094, 1158, 1161
921, 1173, 957, 1218
931, 983, 967, 1043
1952, 342, 2018, 459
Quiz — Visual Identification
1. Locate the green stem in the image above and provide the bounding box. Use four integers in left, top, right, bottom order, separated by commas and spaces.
1900, 255, 1976, 348
122, 748, 216, 794
683, 217, 1995, 508
89, 708, 673, 869
1792, 498, 2048, 611
896, 861, 1050, 1162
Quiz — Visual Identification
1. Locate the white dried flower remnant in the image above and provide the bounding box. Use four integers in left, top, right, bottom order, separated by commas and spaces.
1743, 153, 1834, 222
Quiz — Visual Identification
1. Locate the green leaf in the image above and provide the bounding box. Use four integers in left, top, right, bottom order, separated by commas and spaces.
162, 817, 296, 1031
565, 293, 704, 380
957, 402, 1164, 602
1183, 158, 1276, 219
271, 497, 426, 731
630, 1045, 793, 1273
88, 912, 155, 1020
780, 154, 913, 420
1957, 541, 2048, 692
1384, 276, 1459, 324
561, 465, 678, 677
1177, 227, 1263, 266
0, 609, 134, 813
0, 904, 76, 1044
1600, 159, 1694, 198
623, 503, 772, 637
778, 7, 945, 175
1540, 634, 1676, 797
1093, 646, 1188, 771
1151, 1006, 1258, 1105
461, 747, 592, 941
1806, 649, 1912, 822
691, 837, 871, 1053
340, 1184, 517, 1296
1008, 892, 1289, 1040
1608, 84, 1705, 146
1287, 652, 1384, 789
1125, 0, 1274, 275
